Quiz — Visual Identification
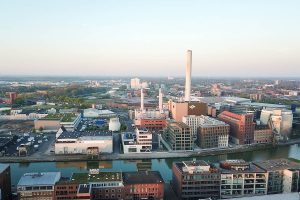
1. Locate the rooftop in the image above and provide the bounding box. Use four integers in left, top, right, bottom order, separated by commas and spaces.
123, 171, 164, 184
71, 172, 122, 183
57, 127, 112, 140
254, 159, 300, 171
43, 113, 79, 122
18, 172, 61, 186
168, 121, 190, 129
231, 192, 299, 200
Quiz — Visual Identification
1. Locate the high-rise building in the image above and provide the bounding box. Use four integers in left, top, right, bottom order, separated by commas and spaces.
163, 121, 193, 151
0, 164, 12, 200
130, 78, 141, 89
184, 50, 192, 102
172, 160, 220, 200
218, 111, 255, 145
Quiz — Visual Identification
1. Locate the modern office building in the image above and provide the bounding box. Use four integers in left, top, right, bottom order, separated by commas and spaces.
172, 160, 220, 200
254, 159, 300, 194
218, 160, 268, 199
0, 164, 11, 200
122, 128, 152, 153
123, 171, 164, 200
196, 115, 230, 148
17, 172, 61, 200
163, 121, 193, 151
218, 111, 255, 145
134, 118, 167, 132
260, 108, 293, 141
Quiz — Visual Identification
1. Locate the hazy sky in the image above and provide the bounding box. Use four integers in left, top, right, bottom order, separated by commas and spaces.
0, 0, 299, 77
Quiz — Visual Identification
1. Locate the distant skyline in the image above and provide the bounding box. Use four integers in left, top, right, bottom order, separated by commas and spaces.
0, 0, 299, 77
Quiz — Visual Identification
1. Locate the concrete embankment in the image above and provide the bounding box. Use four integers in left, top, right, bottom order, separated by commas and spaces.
0, 143, 278, 163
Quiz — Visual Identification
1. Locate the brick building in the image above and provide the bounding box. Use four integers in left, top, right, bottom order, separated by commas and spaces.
218, 111, 255, 145
123, 171, 164, 200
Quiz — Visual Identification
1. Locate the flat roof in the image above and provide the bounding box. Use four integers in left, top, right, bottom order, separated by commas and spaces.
43, 113, 79, 122
230, 192, 299, 200
18, 172, 61, 186
57, 128, 112, 140
239, 102, 288, 108
123, 171, 164, 184
254, 159, 300, 171
0, 164, 9, 173
71, 172, 122, 183
174, 161, 213, 173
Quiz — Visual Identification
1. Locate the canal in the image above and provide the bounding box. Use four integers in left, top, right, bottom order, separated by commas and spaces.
6, 144, 300, 187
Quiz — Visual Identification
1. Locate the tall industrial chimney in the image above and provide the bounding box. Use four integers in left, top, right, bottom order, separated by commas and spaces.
184, 50, 192, 102
141, 88, 145, 112
159, 88, 163, 113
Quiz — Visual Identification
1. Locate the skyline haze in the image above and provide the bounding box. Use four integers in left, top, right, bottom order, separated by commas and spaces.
0, 0, 299, 77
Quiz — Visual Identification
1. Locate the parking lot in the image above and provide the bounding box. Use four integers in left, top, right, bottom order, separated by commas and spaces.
1, 132, 55, 157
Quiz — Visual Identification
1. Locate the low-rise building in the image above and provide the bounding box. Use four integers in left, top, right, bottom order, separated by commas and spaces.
83, 108, 116, 118
55, 127, 113, 155
122, 128, 152, 153
134, 118, 167, 132
254, 159, 300, 194
123, 171, 164, 200
35, 113, 81, 132
172, 160, 220, 200
17, 172, 61, 200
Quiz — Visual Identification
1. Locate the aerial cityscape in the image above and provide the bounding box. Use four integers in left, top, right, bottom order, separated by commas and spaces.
1, 1, 300, 200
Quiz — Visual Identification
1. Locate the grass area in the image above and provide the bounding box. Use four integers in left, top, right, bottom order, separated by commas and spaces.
44, 113, 78, 122
288, 157, 300, 163
71, 172, 122, 183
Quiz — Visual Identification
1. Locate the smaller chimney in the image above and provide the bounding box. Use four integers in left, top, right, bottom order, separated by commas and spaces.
159, 88, 163, 113
141, 88, 145, 112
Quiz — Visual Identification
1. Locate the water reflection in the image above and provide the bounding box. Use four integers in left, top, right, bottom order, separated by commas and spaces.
7, 144, 300, 187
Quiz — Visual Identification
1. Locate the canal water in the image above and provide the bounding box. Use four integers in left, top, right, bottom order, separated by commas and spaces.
6, 144, 300, 187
